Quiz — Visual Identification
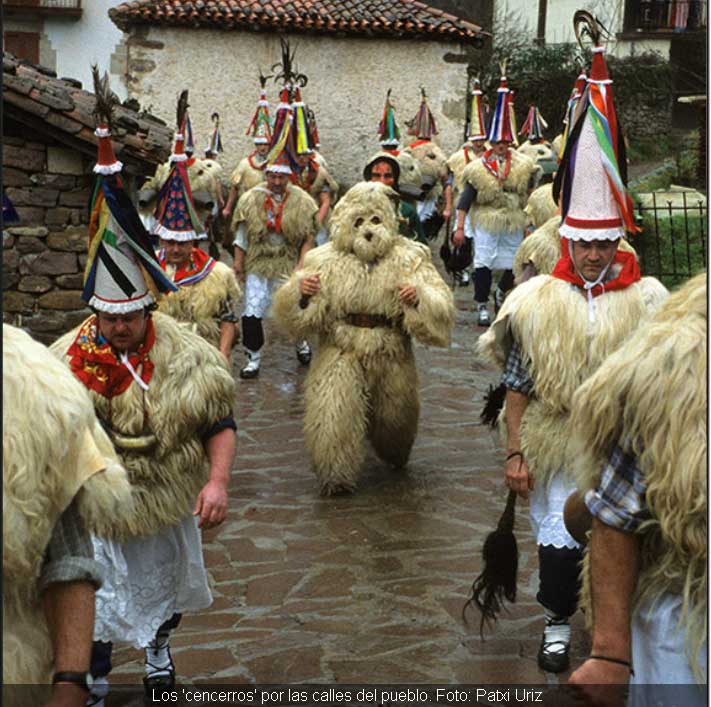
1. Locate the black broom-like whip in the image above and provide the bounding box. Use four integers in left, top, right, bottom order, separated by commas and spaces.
463, 383, 519, 635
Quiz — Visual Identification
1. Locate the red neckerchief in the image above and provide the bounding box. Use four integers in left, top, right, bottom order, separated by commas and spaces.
185, 156, 197, 168
67, 315, 156, 398
551, 240, 641, 297
482, 148, 511, 182
291, 158, 319, 192
247, 151, 266, 171
383, 148, 400, 157
264, 190, 289, 233
158, 246, 215, 287
408, 138, 431, 150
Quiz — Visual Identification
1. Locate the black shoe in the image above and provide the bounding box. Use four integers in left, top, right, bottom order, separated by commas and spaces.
537, 616, 571, 673
143, 653, 175, 695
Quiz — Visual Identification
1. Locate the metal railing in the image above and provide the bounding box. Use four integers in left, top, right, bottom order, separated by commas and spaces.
629, 191, 707, 288
624, 0, 707, 32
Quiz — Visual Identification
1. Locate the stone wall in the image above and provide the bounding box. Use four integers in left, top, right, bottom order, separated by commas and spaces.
3, 134, 93, 345
122, 28, 474, 189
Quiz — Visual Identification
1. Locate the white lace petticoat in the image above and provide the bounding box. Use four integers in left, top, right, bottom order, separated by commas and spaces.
529, 472, 581, 550
92, 514, 212, 648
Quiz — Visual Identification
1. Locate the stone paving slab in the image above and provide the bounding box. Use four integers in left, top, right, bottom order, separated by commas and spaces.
108, 274, 590, 689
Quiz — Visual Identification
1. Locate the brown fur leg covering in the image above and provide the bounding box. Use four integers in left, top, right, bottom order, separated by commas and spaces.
368, 354, 420, 468
304, 347, 369, 495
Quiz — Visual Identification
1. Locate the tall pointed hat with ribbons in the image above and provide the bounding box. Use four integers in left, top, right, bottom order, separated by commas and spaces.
266, 38, 308, 173
558, 70, 587, 159
378, 89, 401, 148
554, 12, 637, 241
520, 105, 548, 142
411, 87, 437, 140
83, 66, 176, 313
487, 61, 515, 143
206, 112, 223, 155
467, 77, 488, 141
153, 90, 207, 241
246, 71, 273, 145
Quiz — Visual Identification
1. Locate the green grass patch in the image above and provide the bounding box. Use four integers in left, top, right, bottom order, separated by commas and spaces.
631, 213, 707, 289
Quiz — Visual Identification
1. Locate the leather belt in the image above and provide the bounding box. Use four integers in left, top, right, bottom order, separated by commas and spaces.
346, 313, 393, 328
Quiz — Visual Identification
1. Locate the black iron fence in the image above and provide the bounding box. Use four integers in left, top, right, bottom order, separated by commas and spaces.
629, 191, 707, 287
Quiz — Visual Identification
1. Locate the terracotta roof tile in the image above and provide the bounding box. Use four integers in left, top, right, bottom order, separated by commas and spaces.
109, 0, 487, 42
2, 53, 172, 174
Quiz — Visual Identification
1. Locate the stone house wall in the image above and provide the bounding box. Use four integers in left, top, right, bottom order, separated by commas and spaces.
121, 28, 473, 189
3, 134, 94, 345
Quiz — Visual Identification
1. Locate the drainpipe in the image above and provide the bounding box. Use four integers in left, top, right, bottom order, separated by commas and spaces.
536, 0, 547, 46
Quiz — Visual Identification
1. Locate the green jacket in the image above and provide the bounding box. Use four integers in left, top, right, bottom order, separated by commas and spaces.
399, 201, 428, 244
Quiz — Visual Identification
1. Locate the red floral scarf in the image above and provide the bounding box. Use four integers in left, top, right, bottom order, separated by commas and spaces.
67, 315, 156, 398
551, 240, 641, 297
248, 151, 267, 171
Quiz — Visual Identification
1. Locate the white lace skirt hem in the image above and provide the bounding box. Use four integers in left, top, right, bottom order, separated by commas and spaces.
92, 514, 213, 648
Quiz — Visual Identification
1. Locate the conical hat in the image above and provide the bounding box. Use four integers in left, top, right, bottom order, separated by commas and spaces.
556, 47, 636, 241
153, 121, 207, 241
378, 89, 401, 147
487, 70, 514, 143
467, 79, 487, 141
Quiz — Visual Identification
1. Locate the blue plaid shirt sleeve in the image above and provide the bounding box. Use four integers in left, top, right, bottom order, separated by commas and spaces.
501, 340, 535, 396
584, 439, 650, 533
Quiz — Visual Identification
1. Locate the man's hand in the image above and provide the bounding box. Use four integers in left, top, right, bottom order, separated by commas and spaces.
300, 274, 321, 297
442, 208, 452, 221
233, 252, 246, 284
505, 454, 533, 499
569, 658, 631, 685
452, 228, 465, 248
44, 683, 89, 707
221, 206, 232, 221
568, 659, 630, 707
194, 479, 228, 530
398, 285, 418, 307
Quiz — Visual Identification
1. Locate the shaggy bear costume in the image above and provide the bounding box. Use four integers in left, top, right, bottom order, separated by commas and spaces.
3, 324, 131, 689
273, 182, 454, 494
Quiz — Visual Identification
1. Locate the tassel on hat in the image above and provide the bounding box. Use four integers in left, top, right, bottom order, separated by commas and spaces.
412, 87, 437, 140
554, 12, 637, 243
246, 72, 273, 145
558, 71, 588, 160
520, 105, 548, 143
153, 90, 207, 241
507, 90, 519, 147
487, 62, 515, 144
467, 78, 488, 142
292, 87, 312, 156
83, 66, 176, 313
378, 89, 401, 148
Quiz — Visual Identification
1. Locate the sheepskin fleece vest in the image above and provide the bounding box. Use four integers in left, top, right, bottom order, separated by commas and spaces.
51, 312, 235, 539
229, 155, 266, 192
462, 150, 536, 235
157, 261, 240, 348
447, 145, 480, 194
573, 273, 706, 678
235, 184, 318, 279
478, 274, 668, 486
524, 182, 557, 229
3, 324, 132, 685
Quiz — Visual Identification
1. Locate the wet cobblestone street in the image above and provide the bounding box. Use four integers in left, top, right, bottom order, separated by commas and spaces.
110, 277, 589, 689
